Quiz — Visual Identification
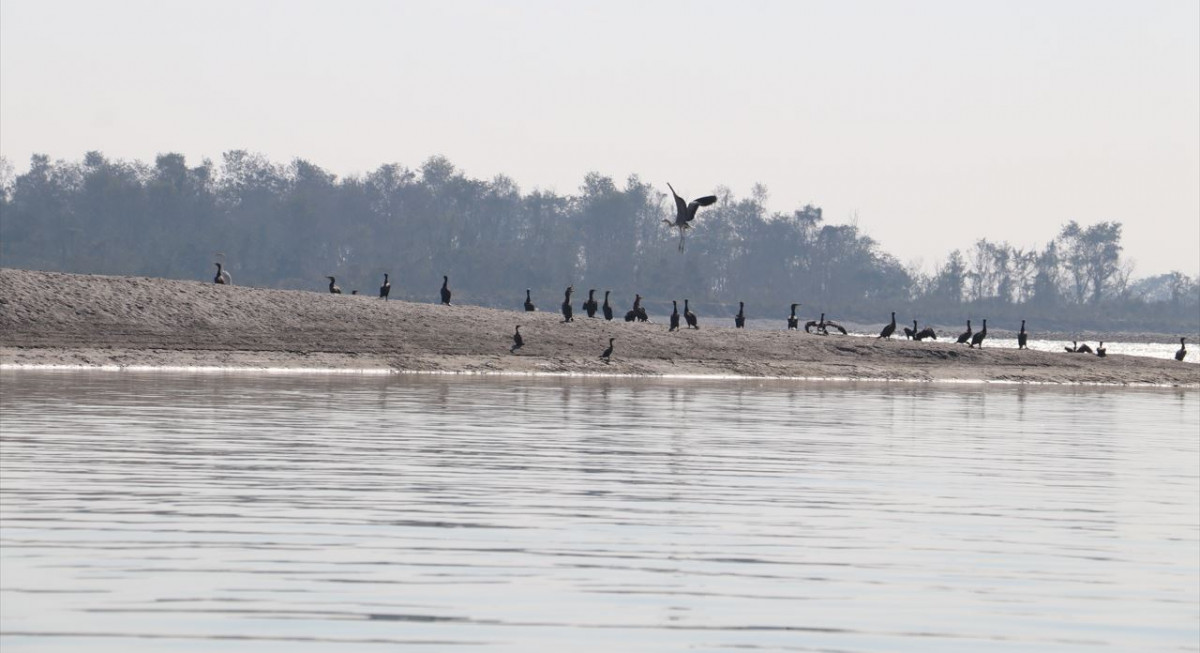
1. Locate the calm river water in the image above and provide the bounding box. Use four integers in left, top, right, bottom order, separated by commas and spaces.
1, 371, 1197, 652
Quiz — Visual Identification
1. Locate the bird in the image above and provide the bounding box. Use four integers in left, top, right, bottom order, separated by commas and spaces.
1076, 342, 1094, 354
1096, 342, 1106, 357
213, 262, 231, 285
804, 312, 824, 334
602, 291, 613, 320
734, 301, 745, 328
970, 319, 988, 348
915, 326, 937, 341
600, 337, 615, 362
787, 303, 800, 330
561, 286, 574, 322
440, 275, 451, 305
822, 317, 848, 335
379, 273, 391, 300
625, 294, 648, 322
1064, 341, 1078, 353
510, 325, 524, 354
903, 320, 918, 340
956, 320, 973, 345
684, 299, 699, 329
327, 276, 342, 294
524, 289, 535, 312
663, 183, 718, 251
669, 300, 680, 331
877, 312, 897, 340
583, 289, 598, 318
1176, 337, 1187, 361
1017, 320, 1028, 349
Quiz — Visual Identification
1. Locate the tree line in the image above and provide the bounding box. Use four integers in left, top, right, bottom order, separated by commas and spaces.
1, 151, 1196, 333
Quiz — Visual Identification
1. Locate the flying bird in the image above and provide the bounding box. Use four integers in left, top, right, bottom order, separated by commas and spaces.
663, 183, 718, 251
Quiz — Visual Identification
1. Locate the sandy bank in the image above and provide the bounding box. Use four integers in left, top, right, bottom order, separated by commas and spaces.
1, 269, 1196, 386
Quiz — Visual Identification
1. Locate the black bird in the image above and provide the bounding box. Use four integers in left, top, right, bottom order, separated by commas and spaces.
1064, 341, 1078, 353
440, 275, 451, 305
684, 299, 699, 329
1176, 337, 1187, 361
623, 293, 643, 322
787, 303, 800, 330
970, 319, 988, 348
600, 337, 615, 362
734, 301, 745, 328
903, 319, 918, 340
213, 262, 230, 285
327, 276, 342, 294
1096, 342, 1106, 357
524, 289, 535, 312
1076, 342, 1094, 354
602, 291, 613, 320
380, 273, 391, 300
351, 290, 359, 295
805, 312, 824, 334
669, 300, 680, 331
956, 320, 973, 345
510, 325, 524, 354
823, 317, 848, 335
915, 326, 937, 341
1017, 320, 1028, 349
664, 183, 718, 251
583, 289, 598, 318
561, 286, 574, 322
877, 312, 897, 340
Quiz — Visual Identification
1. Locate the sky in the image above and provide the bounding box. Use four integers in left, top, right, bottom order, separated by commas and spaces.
2, 0, 1197, 276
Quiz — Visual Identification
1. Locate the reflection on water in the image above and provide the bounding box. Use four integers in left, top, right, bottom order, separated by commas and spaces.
2, 372, 1198, 652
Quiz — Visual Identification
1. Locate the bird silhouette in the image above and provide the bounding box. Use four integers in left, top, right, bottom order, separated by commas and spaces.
1017, 320, 1028, 349
213, 262, 231, 285
561, 286, 574, 322
602, 291, 613, 320
600, 337, 615, 362
380, 273, 391, 300
956, 320, 973, 344
440, 276, 451, 305
734, 301, 745, 328
669, 300, 680, 332
327, 276, 342, 294
1176, 337, 1187, 361
524, 289, 535, 312
1096, 342, 1106, 357
663, 183, 718, 251
684, 299, 699, 329
787, 304, 800, 330
583, 289, 598, 318
510, 325, 524, 354
877, 312, 897, 340
970, 319, 988, 348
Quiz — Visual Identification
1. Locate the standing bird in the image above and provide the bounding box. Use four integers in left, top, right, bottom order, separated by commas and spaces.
903, 320, 918, 340
1017, 320, 1028, 349
805, 312, 824, 334
510, 325, 524, 354
1096, 342, 1106, 357
624, 294, 641, 322
877, 312, 897, 340
970, 319, 988, 348
379, 273, 391, 300
561, 286, 574, 322
669, 300, 681, 331
600, 337, 615, 363
956, 320, 973, 345
524, 289, 535, 312
787, 304, 800, 330
664, 183, 718, 251
734, 301, 745, 328
1176, 337, 1187, 361
327, 276, 342, 294
602, 291, 613, 320
583, 289, 598, 318
1076, 342, 1094, 354
440, 275, 452, 305
683, 299, 699, 329
213, 262, 231, 285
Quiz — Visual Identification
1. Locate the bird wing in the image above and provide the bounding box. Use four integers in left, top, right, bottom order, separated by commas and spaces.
686, 195, 718, 222
670, 187, 688, 220
825, 321, 848, 334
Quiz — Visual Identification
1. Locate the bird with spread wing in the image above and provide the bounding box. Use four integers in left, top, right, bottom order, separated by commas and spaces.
663, 183, 717, 251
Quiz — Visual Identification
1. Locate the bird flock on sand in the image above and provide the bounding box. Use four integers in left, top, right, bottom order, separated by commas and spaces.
211, 183, 1190, 365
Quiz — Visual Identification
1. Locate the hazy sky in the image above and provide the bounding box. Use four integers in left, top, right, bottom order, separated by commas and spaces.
2, 0, 1197, 276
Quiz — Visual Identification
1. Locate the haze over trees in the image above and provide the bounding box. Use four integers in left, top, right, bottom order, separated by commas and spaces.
1, 151, 1196, 333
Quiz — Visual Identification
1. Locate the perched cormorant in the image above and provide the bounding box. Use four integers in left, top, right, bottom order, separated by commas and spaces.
915, 326, 937, 341
602, 291, 613, 320
561, 286, 574, 322
1076, 342, 1094, 355
510, 325, 524, 354
956, 320, 973, 345
970, 319, 988, 348
684, 299, 699, 329
735, 301, 745, 328
787, 304, 799, 330
213, 262, 231, 285
625, 294, 648, 322
327, 276, 342, 294
669, 300, 680, 331
664, 183, 718, 251
1176, 337, 1188, 361
1096, 342, 1106, 357
600, 337, 615, 362
805, 312, 824, 334
1017, 320, 1028, 349
1064, 341, 1078, 353
903, 320, 918, 340
583, 289, 598, 318
877, 312, 897, 340
380, 273, 391, 300
440, 276, 451, 305
524, 289, 535, 312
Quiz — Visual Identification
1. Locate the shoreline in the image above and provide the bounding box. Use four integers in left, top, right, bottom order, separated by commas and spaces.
2, 268, 1197, 388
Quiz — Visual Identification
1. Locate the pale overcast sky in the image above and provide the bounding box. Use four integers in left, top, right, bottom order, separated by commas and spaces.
2, 0, 1197, 276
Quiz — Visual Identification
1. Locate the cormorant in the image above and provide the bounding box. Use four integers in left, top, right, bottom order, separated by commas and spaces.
524, 289, 535, 312
684, 299, 699, 329
380, 273, 391, 300
669, 300, 680, 331
624, 294, 642, 322
877, 312, 897, 340
602, 291, 613, 320
600, 337, 615, 362
664, 183, 718, 251
583, 289, 598, 318
213, 262, 231, 285
510, 325, 524, 354
327, 276, 342, 294
1017, 320, 1028, 349
970, 319, 987, 348
1064, 341, 1077, 353
1096, 342, 1106, 357
440, 276, 451, 305
956, 320, 973, 344
1176, 337, 1188, 361
903, 320, 918, 340
823, 318, 849, 335
1076, 342, 1094, 354
915, 326, 937, 341
787, 304, 799, 330
561, 286, 574, 322
735, 301, 745, 328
